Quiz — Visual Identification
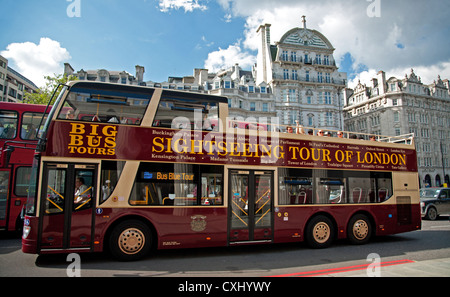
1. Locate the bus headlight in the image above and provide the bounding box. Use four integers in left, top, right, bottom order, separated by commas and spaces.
23, 226, 31, 239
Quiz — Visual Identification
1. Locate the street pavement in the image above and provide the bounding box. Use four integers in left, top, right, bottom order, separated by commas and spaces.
314, 257, 450, 277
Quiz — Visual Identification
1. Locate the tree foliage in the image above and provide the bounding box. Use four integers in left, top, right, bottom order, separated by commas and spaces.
24, 74, 78, 105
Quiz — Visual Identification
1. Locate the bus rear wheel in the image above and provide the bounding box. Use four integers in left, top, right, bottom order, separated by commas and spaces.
109, 220, 152, 261
347, 214, 372, 245
305, 215, 335, 249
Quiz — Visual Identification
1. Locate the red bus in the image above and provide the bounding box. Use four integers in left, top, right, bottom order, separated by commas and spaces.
0, 102, 49, 231
22, 81, 421, 260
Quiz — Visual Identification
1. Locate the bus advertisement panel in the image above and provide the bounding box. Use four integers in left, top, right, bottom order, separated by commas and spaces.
46, 122, 417, 173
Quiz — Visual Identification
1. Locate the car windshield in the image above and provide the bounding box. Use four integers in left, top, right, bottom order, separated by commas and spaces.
420, 189, 439, 198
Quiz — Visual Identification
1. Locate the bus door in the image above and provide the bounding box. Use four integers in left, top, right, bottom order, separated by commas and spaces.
0, 170, 10, 229
228, 170, 274, 243
38, 163, 97, 252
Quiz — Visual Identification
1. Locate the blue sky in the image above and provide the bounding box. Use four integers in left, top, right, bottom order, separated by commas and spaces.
2, 0, 450, 88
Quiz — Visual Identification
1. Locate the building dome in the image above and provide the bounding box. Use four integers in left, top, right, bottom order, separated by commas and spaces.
278, 16, 334, 50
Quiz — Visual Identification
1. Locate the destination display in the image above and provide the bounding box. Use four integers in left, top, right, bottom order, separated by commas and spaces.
47, 122, 418, 172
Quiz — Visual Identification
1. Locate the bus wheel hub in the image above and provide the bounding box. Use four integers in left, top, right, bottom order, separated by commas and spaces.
313, 222, 330, 243
353, 220, 369, 239
119, 228, 145, 254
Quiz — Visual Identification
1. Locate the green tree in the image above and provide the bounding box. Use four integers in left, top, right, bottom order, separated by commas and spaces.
24, 73, 77, 105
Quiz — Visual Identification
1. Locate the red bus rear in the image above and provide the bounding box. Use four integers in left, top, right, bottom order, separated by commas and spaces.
0, 102, 49, 231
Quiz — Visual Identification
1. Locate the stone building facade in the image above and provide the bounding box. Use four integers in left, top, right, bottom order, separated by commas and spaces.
256, 17, 347, 130
0, 55, 38, 103
344, 69, 450, 187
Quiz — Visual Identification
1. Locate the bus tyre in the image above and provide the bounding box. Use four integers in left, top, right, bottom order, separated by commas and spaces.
347, 214, 372, 245
109, 220, 152, 261
305, 215, 335, 249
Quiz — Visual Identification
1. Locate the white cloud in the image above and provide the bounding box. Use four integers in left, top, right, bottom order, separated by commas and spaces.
204, 42, 256, 73
159, 0, 207, 12
211, 0, 450, 82
1, 37, 71, 87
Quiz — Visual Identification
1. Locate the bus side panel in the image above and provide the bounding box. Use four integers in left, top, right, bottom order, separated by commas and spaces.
96, 207, 229, 251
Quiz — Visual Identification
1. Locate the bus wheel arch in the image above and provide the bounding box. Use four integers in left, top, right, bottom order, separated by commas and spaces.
346, 212, 374, 245
304, 212, 337, 249
105, 215, 157, 261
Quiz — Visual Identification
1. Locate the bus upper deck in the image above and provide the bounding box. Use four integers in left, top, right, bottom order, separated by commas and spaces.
38, 81, 416, 171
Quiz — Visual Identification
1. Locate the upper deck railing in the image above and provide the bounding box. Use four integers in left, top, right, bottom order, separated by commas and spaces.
228, 119, 415, 146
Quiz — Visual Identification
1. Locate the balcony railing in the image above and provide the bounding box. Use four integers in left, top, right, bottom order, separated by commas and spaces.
273, 74, 346, 86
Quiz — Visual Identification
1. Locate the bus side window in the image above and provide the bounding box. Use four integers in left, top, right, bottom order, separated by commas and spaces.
152, 95, 219, 130
100, 161, 125, 203
129, 163, 224, 206
201, 173, 222, 205
14, 167, 32, 197
0, 110, 18, 139
21, 112, 47, 140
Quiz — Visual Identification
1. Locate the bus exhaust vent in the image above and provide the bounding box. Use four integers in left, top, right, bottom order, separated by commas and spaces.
397, 196, 412, 225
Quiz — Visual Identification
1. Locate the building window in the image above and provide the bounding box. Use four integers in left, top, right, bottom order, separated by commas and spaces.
291, 51, 297, 62
283, 69, 289, 80
289, 89, 296, 102
308, 114, 314, 126
224, 81, 231, 89
305, 71, 310, 82
324, 92, 332, 104
317, 72, 323, 83
315, 54, 321, 65
262, 103, 268, 112
291, 70, 298, 81
282, 51, 289, 61
394, 111, 399, 122
250, 102, 256, 111
325, 112, 333, 126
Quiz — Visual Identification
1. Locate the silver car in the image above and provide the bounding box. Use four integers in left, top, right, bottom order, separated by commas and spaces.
420, 188, 450, 220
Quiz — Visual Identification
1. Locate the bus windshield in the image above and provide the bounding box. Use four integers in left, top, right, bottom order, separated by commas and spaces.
56, 87, 152, 125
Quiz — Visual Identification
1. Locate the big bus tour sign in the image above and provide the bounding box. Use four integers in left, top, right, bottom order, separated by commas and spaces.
48, 121, 417, 173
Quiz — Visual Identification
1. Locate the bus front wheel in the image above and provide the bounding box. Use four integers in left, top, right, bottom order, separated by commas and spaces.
109, 220, 152, 261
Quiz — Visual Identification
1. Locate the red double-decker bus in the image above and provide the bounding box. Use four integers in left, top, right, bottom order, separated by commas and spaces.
0, 102, 49, 232
22, 82, 421, 260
